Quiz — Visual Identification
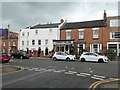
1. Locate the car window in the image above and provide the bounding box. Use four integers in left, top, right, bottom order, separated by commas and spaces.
84, 53, 89, 55
89, 53, 98, 56
61, 52, 66, 55
56, 52, 61, 55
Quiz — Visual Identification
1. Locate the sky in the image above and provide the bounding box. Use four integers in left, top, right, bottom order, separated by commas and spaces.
1, 0, 119, 32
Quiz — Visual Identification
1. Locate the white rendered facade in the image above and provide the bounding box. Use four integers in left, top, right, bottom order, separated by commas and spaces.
19, 24, 61, 55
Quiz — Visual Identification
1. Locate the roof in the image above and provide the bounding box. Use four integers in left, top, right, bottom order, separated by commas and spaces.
60, 20, 105, 30
29, 23, 61, 29
0, 28, 7, 36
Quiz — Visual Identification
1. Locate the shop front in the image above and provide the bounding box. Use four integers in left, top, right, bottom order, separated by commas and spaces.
53, 40, 74, 54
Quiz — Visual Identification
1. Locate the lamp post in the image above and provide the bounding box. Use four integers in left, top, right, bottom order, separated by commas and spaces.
8, 24, 10, 55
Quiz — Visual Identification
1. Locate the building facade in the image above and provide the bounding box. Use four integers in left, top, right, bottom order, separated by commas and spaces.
106, 16, 120, 56
53, 11, 107, 56
0, 28, 18, 54
19, 20, 64, 56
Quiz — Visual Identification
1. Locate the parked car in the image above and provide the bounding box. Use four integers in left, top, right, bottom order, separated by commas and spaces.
52, 52, 75, 61
11, 51, 29, 59
79, 52, 109, 63
0, 52, 10, 63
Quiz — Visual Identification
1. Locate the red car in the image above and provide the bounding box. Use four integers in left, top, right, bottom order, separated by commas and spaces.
0, 52, 10, 63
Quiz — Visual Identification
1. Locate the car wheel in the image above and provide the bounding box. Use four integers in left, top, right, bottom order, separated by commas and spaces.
11, 56, 14, 59
66, 57, 70, 61
53, 57, 57, 61
5, 60, 9, 63
81, 58, 86, 62
20, 56, 23, 59
98, 59, 104, 63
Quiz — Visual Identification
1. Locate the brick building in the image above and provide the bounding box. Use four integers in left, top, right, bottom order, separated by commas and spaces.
0, 28, 18, 54
106, 16, 120, 56
53, 11, 107, 56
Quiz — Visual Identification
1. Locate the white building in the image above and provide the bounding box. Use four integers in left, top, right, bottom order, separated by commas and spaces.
19, 20, 64, 56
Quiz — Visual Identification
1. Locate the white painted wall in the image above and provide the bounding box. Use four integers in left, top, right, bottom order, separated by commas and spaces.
19, 27, 60, 55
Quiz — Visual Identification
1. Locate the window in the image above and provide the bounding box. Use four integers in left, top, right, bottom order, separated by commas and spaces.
22, 32, 25, 36
13, 41, 16, 46
27, 32, 29, 36
32, 40, 35, 45
3, 42, 6, 46
38, 40, 41, 45
93, 30, 98, 38
27, 41, 29, 45
22, 41, 24, 46
110, 20, 120, 27
79, 31, 84, 39
66, 31, 71, 39
35, 30, 38, 34
45, 39, 48, 45
110, 32, 120, 39
49, 29, 52, 33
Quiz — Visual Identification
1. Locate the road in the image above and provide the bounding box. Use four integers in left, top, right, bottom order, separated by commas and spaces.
2, 58, 119, 89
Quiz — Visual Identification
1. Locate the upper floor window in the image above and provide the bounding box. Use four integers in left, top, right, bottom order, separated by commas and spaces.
45, 39, 48, 45
22, 32, 25, 36
3, 42, 6, 46
66, 30, 71, 39
38, 40, 41, 45
27, 41, 29, 45
32, 40, 35, 45
13, 41, 16, 46
110, 20, 120, 27
49, 29, 52, 33
22, 41, 24, 46
93, 28, 99, 39
35, 30, 38, 34
79, 30, 84, 39
110, 32, 120, 39
27, 32, 29, 36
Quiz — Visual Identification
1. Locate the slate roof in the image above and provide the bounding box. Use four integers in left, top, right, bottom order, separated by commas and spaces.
29, 23, 61, 29
0, 28, 7, 36
60, 20, 105, 30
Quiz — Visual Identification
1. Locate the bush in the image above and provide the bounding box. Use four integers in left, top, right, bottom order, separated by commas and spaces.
107, 49, 117, 61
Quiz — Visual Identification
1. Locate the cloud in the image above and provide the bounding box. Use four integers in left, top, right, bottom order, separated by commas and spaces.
1, 2, 118, 32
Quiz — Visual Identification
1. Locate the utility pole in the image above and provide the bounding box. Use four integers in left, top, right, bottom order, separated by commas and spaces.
8, 24, 10, 55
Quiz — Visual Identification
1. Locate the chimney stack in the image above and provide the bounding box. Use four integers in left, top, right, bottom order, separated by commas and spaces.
60, 19, 64, 23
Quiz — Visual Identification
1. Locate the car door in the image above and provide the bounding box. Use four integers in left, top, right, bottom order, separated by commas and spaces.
89, 53, 98, 62
60, 52, 66, 60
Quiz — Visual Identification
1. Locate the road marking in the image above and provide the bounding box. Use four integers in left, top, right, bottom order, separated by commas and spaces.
68, 71, 77, 74
80, 73, 91, 76
76, 74, 87, 77
89, 78, 120, 90
93, 75, 105, 78
91, 76, 104, 81
53, 70, 62, 73
65, 72, 74, 75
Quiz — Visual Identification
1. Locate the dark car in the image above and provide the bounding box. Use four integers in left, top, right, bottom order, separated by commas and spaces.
11, 51, 29, 59
0, 52, 10, 63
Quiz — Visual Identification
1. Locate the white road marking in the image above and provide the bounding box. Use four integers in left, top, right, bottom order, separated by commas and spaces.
93, 75, 105, 78
76, 74, 87, 77
80, 73, 91, 76
65, 72, 74, 75
68, 71, 77, 74
91, 76, 104, 81
53, 70, 62, 73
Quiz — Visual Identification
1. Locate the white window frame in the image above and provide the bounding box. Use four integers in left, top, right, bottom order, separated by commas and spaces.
22, 41, 24, 46
35, 30, 38, 34
3, 42, 6, 46
32, 40, 35, 45
110, 20, 120, 27
66, 30, 71, 39
110, 32, 120, 39
13, 41, 16, 46
93, 28, 99, 39
45, 39, 48, 45
38, 40, 41, 45
27, 41, 29, 45
78, 29, 84, 39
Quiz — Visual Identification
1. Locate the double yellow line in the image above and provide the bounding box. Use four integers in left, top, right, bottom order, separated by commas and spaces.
89, 78, 120, 90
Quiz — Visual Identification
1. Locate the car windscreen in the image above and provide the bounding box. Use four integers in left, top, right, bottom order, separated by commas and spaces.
2, 53, 7, 56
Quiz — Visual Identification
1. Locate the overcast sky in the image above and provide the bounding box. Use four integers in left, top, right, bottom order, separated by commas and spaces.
1, 0, 119, 32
